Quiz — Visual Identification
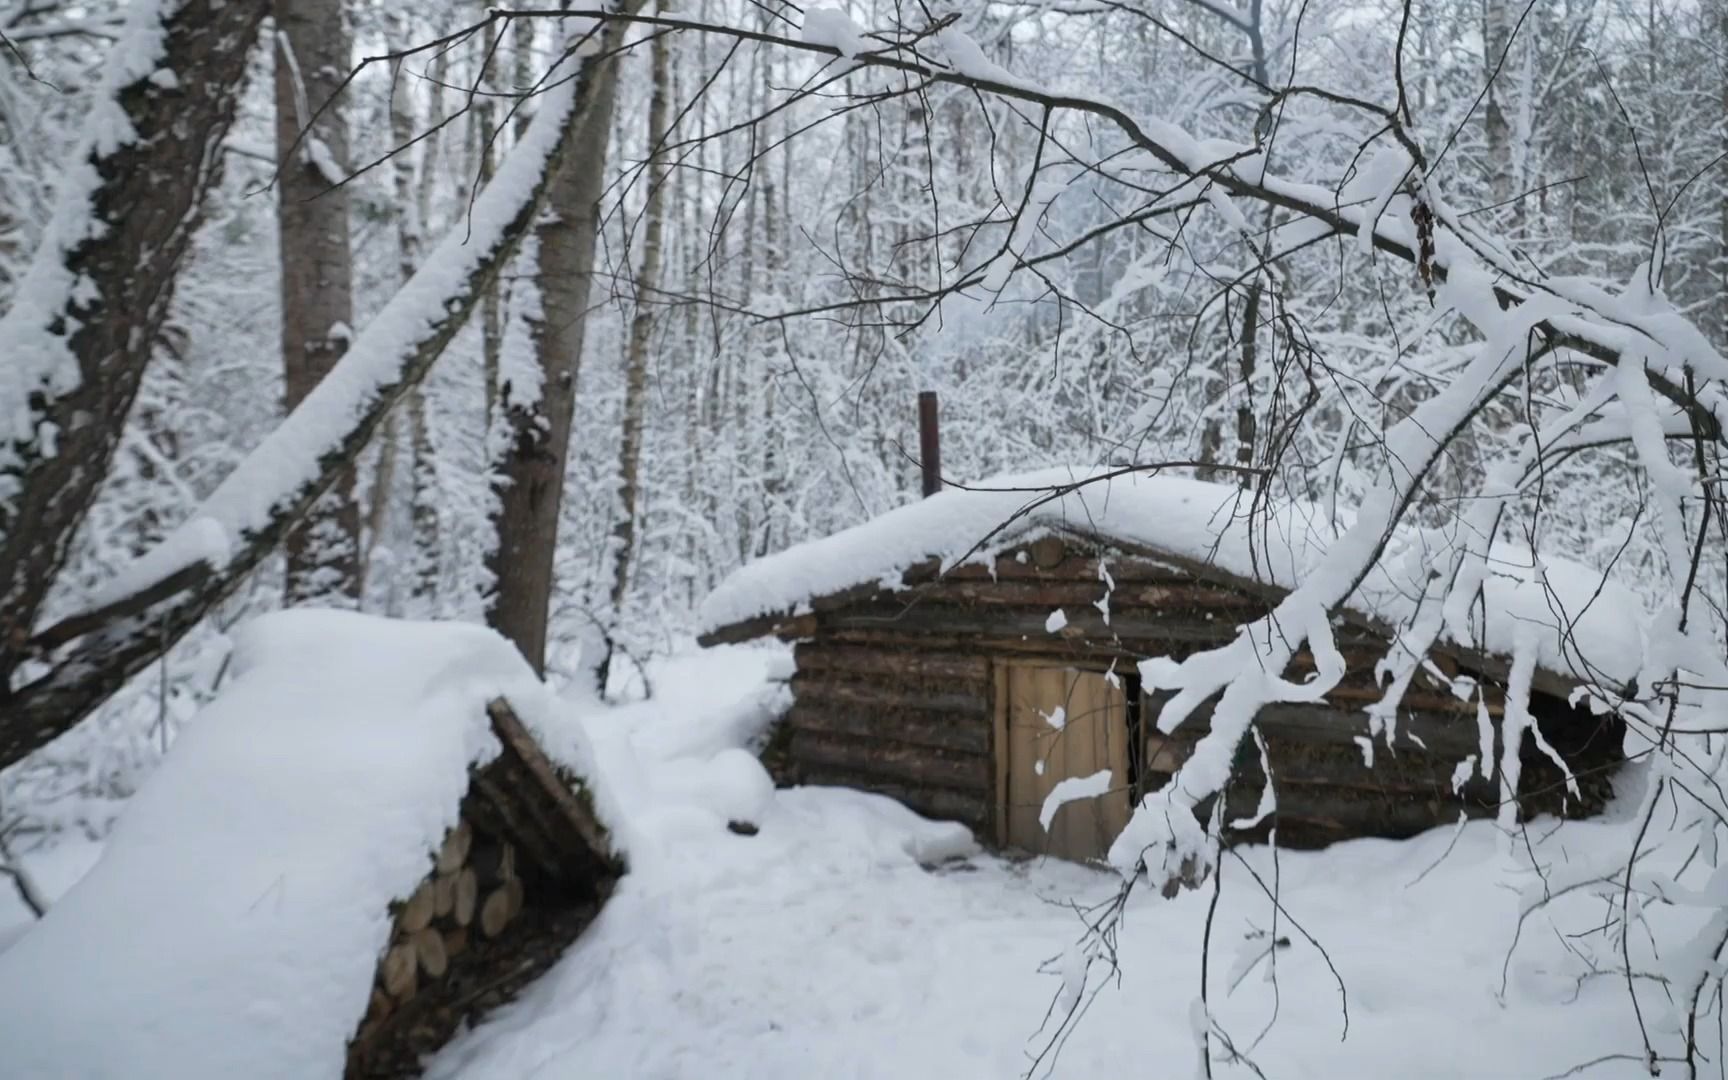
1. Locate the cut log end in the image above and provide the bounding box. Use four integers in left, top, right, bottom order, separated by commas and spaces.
454, 868, 478, 927
381, 943, 418, 1000
412, 927, 448, 979
400, 881, 435, 933
436, 821, 473, 874
479, 887, 513, 939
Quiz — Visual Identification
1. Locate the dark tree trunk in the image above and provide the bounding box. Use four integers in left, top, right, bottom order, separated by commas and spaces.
275, 0, 361, 606
0, 3, 267, 680
485, 60, 623, 674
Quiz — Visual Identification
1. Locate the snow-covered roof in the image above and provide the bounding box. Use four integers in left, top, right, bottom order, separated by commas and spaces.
699, 467, 1647, 688
0, 610, 609, 1080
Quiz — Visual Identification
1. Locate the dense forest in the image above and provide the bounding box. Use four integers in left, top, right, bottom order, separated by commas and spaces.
1, 1, 1727, 1076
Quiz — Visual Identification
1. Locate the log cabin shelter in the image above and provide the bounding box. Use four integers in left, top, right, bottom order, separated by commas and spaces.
698, 469, 1641, 864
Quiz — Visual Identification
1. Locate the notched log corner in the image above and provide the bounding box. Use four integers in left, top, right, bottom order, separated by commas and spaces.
345, 697, 623, 1080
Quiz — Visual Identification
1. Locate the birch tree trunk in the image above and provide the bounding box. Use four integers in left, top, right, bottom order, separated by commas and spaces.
275, 0, 360, 606
406, 41, 450, 609
485, 30, 629, 674
606, 22, 673, 625
1482, 0, 1515, 210
1197, 0, 1268, 486
361, 52, 424, 603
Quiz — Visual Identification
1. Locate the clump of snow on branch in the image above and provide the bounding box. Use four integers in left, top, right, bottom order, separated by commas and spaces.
800, 8, 868, 60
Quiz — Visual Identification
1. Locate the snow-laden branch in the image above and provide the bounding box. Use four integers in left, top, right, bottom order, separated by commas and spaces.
1, 30, 615, 771
1111, 272, 1572, 883
494, 6, 1727, 443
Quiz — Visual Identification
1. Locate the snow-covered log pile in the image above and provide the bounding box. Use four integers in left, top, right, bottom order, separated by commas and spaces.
348, 698, 620, 1079
0, 611, 621, 1080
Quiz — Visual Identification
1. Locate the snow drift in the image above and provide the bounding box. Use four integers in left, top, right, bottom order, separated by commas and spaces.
0, 610, 606, 1080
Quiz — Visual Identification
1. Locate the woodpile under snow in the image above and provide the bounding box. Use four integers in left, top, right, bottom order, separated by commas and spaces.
347, 700, 621, 1079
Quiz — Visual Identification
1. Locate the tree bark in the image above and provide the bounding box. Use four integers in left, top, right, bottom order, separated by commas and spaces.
1194, 0, 1268, 487
0, 2, 267, 680
606, 22, 673, 625
275, 0, 361, 606
1482, 0, 1515, 211
475, 32, 505, 425
407, 389, 440, 604
485, 42, 627, 674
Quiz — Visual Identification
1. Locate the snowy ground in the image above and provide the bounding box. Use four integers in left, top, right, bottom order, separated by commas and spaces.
433, 645, 1658, 1080
0, 637, 1670, 1079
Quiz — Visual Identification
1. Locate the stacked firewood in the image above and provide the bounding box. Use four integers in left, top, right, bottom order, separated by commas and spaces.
344, 699, 622, 1079
359, 822, 532, 1024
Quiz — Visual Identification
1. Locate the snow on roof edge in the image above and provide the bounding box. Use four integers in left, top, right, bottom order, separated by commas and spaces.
698, 467, 1648, 688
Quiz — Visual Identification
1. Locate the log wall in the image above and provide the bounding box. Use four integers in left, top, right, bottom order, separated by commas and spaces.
785, 643, 997, 837
762, 538, 1626, 855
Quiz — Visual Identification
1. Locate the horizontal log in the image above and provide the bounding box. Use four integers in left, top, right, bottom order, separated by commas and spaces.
786, 702, 992, 755
796, 764, 992, 832
699, 611, 792, 646
1316, 682, 1495, 715
943, 552, 1195, 585
815, 602, 1246, 648
906, 579, 1272, 612
1140, 751, 1494, 804
793, 643, 992, 686
1154, 700, 1487, 758
790, 730, 992, 792
1232, 802, 1497, 851
1035, 780, 1468, 853
790, 675, 990, 718
820, 627, 1154, 662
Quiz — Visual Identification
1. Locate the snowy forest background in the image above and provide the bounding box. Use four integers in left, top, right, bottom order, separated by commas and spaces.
4, 6, 1728, 1066
5, 0, 1721, 845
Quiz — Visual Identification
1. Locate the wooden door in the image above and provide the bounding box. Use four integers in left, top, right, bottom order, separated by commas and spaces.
998, 663, 1130, 862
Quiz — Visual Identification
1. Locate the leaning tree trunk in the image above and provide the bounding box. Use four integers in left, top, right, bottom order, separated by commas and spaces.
275, 0, 361, 606
0, 2, 268, 684
485, 46, 627, 675
4, 24, 622, 771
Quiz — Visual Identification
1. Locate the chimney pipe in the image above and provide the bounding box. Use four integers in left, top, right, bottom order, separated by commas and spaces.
918, 390, 942, 498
